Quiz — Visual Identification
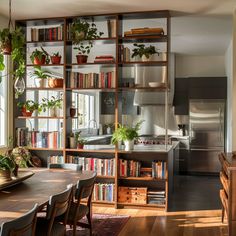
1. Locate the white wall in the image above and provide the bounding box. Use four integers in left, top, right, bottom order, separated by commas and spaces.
225, 40, 233, 152
175, 55, 226, 77
0, 14, 8, 28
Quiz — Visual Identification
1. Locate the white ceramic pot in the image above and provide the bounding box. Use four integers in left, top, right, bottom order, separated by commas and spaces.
34, 78, 46, 88
69, 137, 76, 149
124, 140, 134, 151
49, 107, 60, 117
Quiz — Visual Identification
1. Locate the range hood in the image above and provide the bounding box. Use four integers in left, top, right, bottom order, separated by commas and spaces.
133, 54, 175, 106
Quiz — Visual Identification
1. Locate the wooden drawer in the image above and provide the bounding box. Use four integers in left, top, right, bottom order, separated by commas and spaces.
118, 187, 147, 204
219, 153, 230, 177
220, 189, 228, 217
220, 171, 229, 195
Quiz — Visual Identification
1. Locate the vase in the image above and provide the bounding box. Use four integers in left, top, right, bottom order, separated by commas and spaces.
69, 137, 76, 149
124, 140, 134, 151
0, 170, 12, 183
49, 107, 60, 117
70, 108, 76, 117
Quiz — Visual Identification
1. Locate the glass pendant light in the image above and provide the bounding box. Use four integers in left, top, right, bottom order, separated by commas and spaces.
14, 77, 25, 99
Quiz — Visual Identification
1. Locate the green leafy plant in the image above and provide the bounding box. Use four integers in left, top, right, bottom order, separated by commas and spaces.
30, 48, 47, 63
11, 147, 32, 168
29, 66, 53, 79
41, 96, 62, 111
17, 100, 40, 112
111, 120, 144, 144
131, 43, 159, 59
70, 18, 104, 55
0, 28, 11, 52
0, 154, 15, 171
52, 52, 61, 57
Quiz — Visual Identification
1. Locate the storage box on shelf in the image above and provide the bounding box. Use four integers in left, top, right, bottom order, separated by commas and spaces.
14, 10, 170, 210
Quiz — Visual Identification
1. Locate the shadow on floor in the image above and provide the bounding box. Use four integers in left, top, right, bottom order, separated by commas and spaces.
169, 175, 221, 212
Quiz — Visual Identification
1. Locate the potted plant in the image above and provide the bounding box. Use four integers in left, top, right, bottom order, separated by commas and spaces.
50, 52, 61, 64
111, 120, 144, 151
70, 18, 104, 64
0, 154, 15, 183
0, 28, 12, 55
11, 147, 32, 169
41, 96, 63, 117
77, 137, 87, 149
30, 48, 49, 65
17, 100, 40, 117
29, 66, 53, 88
131, 43, 159, 61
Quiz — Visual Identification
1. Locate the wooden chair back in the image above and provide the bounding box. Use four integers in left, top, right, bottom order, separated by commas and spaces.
0, 204, 38, 236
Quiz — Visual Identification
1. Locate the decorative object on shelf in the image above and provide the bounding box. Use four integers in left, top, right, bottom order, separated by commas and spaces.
70, 18, 104, 64
14, 76, 25, 98
124, 27, 164, 37
77, 138, 87, 149
94, 55, 115, 63
131, 43, 159, 61
17, 100, 40, 117
50, 51, 61, 64
41, 96, 62, 117
69, 107, 76, 117
0, 0, 25, 98
30, 47, 49, 65
48, 78, 63, 88
29, 66, 53, 88
105, 123, 114, 135
0, 154, 15, 183
111, 120, 144, 151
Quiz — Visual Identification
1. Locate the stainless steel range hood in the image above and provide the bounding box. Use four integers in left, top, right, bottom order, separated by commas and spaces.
133, 54, 175, 106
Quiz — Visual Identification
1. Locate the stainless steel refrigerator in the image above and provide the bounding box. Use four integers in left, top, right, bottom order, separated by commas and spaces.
188, 99, 225, 174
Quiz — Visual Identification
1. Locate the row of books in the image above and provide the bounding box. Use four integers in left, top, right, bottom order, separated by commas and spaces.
16, 128, 63, 148
118, 45, 131, 62
47, 155, 64, 165
152, 161, 167, 179
93, 183, 115, 202
147, 190, 165, 205
119, 159, 141, 177
30, 25, 64, 41
66, 156, 115, 176
67, 71, 115, 89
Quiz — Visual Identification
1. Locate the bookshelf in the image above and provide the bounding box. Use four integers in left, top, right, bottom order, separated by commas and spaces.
15, 10, 171, 210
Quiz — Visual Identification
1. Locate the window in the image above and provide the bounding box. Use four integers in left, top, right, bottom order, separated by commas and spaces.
0, 56, 8, 147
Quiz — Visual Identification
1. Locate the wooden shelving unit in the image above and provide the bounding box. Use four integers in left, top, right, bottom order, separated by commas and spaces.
15, 10, 170, 210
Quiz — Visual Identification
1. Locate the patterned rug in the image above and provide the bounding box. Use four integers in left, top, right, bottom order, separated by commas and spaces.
66, 214, 129, 236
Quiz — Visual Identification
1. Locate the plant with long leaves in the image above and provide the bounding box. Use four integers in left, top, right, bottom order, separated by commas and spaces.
0, 154, 15, 171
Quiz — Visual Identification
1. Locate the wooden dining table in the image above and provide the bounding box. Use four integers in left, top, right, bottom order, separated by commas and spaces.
0, 168, 94, 225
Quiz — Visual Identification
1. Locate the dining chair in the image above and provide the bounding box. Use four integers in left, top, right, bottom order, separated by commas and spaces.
0, 203, 38, 236
35, 185, 73, 236
48, 163, 82, 171
65, 171, 97, 236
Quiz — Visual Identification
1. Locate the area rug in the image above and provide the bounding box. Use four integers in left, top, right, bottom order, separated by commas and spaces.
66, 214, 130, 236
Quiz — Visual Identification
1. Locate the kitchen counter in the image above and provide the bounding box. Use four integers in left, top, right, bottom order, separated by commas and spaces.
84, 135, 112, 142
220, 152, 236, 170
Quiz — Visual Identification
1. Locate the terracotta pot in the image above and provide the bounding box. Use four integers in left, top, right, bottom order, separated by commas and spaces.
33, 55, 46, 65
2, 43, 12, 55
0, 169, 12, 183
77, 143, 84, 149
70, 108, 76, 117
22, 107, 33, 117
50, 56, 61, 64
48, 78, 63, 88
76, 55, 88, 64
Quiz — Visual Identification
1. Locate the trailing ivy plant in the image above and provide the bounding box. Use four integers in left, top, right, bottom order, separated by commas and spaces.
131, 43, 159, 59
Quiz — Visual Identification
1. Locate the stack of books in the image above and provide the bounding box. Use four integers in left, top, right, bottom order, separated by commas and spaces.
66, 156, 115, 176
94, 55, 115, 63
147, 190, 165, 205
124, 27, 164, 37
67, 71, 115, 89
119, 159, 141, 177
93, 183, 115, 202
30, 25, 64, 41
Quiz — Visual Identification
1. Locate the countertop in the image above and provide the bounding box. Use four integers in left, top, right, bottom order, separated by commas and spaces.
220, 152, 236, 169
84, 134, 112, 142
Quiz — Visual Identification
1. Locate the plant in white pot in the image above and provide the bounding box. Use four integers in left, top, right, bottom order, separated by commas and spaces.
111, 120, 144, 151
29, 66, 53, 88
41, 96, 62, 117
131, 43, 159, 62
70, 18, 104, 64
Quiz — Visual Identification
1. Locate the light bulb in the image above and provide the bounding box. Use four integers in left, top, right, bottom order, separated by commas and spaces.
14, 77, 25, 99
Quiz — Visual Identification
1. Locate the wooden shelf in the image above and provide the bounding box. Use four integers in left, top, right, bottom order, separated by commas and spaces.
28, 147, 63, 151
65, 148, 115, 153
67, 37, 116, 44
118, 86, 167, 92
17, 116, 64, 119
119, 61, 167, 66
66, 62, 116, 66
66, 88, 116, 91
26, 87, 64, 91
27, 64, 64, 67
118, 176, 166, 181
120, 35, 168, 43
117, 202, 165, 208
27, 40, 64, 44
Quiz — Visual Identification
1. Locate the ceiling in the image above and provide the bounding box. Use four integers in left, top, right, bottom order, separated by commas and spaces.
0, 0, 234, 55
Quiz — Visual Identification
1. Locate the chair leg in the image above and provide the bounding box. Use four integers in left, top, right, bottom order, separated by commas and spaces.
222, 206, 225, 223
86, 212, 92, 236
73, 223, 77, 236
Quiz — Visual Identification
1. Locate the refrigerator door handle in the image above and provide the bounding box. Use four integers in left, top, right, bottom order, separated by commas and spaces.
219, 107, 222, 143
